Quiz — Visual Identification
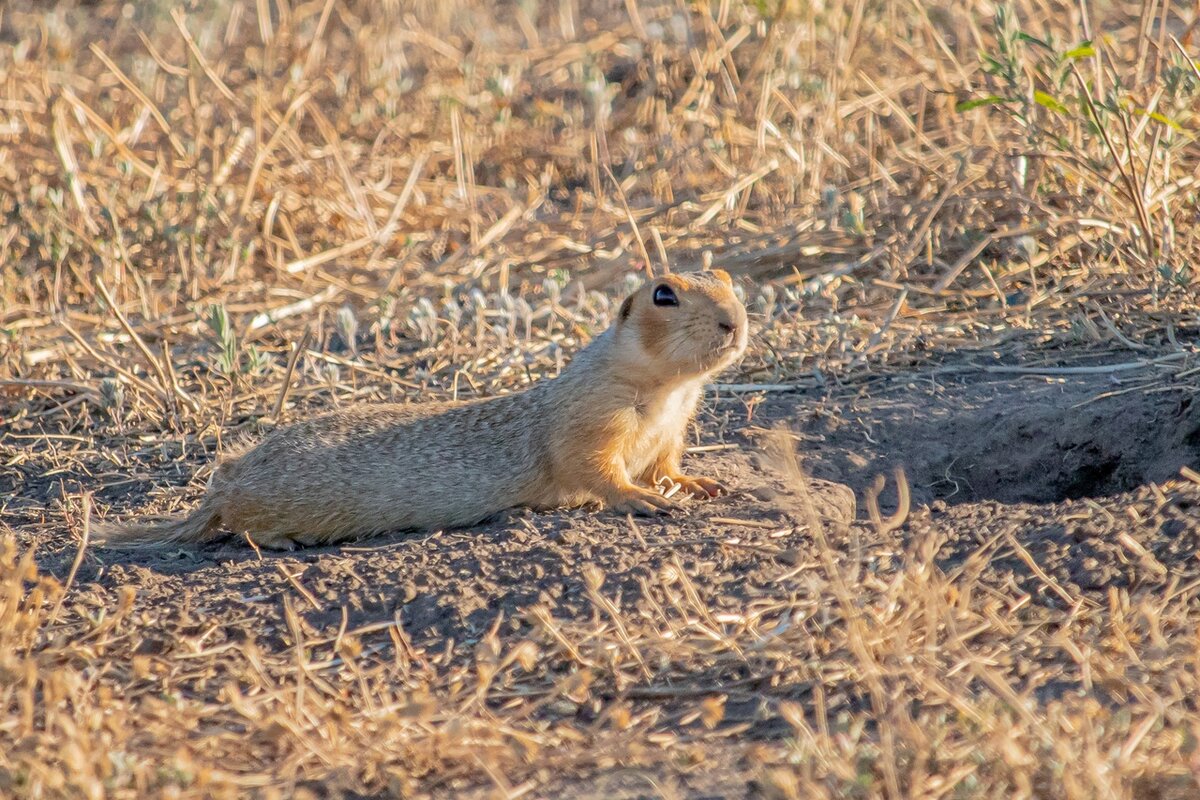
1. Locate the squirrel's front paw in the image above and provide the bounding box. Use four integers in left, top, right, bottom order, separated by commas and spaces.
667, 475, 728, 499
609, 488, 677, 516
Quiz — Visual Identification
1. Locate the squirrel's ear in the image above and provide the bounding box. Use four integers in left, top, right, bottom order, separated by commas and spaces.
710, 269, 733, 286
617, 293, 634, 323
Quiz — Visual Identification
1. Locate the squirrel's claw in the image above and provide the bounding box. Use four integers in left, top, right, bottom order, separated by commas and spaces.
610, 488, 676, 517
669, 475, 728, 499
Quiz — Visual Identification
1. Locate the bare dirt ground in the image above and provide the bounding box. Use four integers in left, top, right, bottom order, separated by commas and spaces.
15, 352, 1200, 654
9, 350, 1200, 798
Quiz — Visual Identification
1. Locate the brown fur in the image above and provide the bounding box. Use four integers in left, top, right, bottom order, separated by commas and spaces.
96, 271, 749, 549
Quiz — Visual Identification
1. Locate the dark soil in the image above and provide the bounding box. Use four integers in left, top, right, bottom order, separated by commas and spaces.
794, 367, 1200, 507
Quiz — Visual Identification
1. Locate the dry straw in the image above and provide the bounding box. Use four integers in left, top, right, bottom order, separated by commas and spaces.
2, 0, 1200, 795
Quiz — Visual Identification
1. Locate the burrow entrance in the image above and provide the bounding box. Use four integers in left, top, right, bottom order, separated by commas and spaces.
791, 374, 1200, 506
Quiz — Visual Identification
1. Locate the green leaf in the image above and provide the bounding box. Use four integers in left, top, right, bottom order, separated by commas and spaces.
1033, 90, 1069, 114
1148, 111, 1184, 131
1134, 109, 1186, 132
1018, 32, 1052, 50
956, 95, 1010, 112
982, 54, 1008, 75
1064, 42, 1095, 60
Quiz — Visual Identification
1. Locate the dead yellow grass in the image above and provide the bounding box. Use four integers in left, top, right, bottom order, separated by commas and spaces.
3, 0, 1200, 796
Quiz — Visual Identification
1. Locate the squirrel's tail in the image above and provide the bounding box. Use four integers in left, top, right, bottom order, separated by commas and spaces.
95, 498, 223, 548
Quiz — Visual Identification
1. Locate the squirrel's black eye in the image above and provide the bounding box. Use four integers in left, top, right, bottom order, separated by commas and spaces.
652, 285, 679, 307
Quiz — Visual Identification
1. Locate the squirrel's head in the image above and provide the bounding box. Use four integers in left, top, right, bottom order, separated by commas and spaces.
612, 269, 748, 380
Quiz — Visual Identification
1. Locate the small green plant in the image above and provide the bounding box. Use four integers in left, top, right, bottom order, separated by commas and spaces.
206, 304, 239, 376
955, 4, 1096, 151
957, 2, 1197, 281
205, 304, 266, 378
960, 4, 1196, 148
1158, 262, 1191, 290
244, 344, 269, 375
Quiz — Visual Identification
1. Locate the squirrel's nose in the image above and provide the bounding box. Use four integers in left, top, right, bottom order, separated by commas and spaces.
718, 321, 735, 335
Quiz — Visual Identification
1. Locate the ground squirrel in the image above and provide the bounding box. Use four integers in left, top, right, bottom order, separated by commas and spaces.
97, 270, 749, 549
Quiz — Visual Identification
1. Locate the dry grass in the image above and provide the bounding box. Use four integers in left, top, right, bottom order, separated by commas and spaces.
3, 0, 1200, 796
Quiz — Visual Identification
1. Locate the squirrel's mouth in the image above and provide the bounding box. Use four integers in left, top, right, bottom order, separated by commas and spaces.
709, 339, 746, 364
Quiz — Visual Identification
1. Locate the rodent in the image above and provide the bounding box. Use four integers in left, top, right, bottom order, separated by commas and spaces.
96, 270, 749, 550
